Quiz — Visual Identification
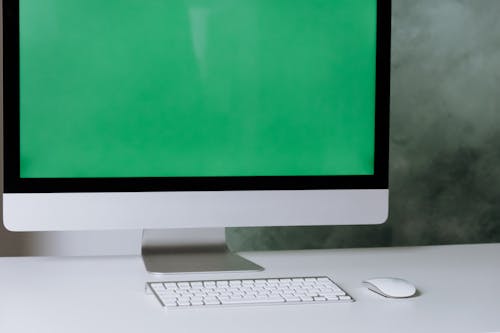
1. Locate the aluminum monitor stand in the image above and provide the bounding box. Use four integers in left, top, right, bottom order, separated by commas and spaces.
142, 228, 264, 274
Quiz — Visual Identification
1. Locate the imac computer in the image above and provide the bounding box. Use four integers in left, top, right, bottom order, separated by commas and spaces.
3, 0, 390, 273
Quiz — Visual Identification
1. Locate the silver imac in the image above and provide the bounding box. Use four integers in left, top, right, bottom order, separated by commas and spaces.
3, 0, 391, 273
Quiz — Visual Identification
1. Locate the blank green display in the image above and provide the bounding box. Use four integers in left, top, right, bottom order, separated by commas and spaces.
20, 0, 377, 178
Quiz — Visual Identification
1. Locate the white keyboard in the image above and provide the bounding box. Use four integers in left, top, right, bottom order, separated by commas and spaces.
147, 276, 353, 309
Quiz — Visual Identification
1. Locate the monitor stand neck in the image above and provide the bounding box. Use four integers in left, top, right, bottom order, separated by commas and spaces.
142, 228, 264, 274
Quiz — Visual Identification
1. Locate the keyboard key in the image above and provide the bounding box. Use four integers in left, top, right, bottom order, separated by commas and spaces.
164, 282, 177, 288
204, 298, 221, 305
283, 296, 302, 302
150, 283, 165, 290
219, 280, 230, 285
177, 300, 190, 306
324, 295, 339, 301
339, 295, 352, 301
163, 300, 178, 307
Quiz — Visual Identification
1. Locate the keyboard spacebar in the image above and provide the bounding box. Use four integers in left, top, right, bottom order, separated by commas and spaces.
219, 297, 287, 305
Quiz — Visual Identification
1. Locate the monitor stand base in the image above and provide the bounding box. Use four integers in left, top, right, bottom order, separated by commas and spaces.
142, 228, 264, 274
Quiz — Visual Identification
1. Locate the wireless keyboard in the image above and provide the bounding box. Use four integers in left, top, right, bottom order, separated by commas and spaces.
147, 276, 353, 309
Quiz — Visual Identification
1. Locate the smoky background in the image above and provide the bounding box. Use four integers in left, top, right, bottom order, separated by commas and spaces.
229, 0, 500, 250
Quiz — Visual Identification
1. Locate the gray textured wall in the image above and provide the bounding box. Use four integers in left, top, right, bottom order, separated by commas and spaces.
228, 0, 500, 251
1, 0, 500, 255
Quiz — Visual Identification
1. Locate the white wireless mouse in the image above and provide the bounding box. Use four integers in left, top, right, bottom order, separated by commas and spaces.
362, 277, 417, 298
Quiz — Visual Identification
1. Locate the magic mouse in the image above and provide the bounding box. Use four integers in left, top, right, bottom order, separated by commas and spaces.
362, 277, 417, 298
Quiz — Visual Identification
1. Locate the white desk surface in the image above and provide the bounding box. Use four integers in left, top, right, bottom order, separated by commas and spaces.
1, 243, 499, 333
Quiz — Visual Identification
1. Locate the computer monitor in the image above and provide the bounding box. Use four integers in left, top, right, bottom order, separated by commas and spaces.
3, 0, 390, 273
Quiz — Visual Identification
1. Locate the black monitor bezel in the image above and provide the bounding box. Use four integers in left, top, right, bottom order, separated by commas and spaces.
3, 0, 390, 193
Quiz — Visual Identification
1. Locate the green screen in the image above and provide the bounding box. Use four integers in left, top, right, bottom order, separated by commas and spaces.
20, 0, 377, 178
